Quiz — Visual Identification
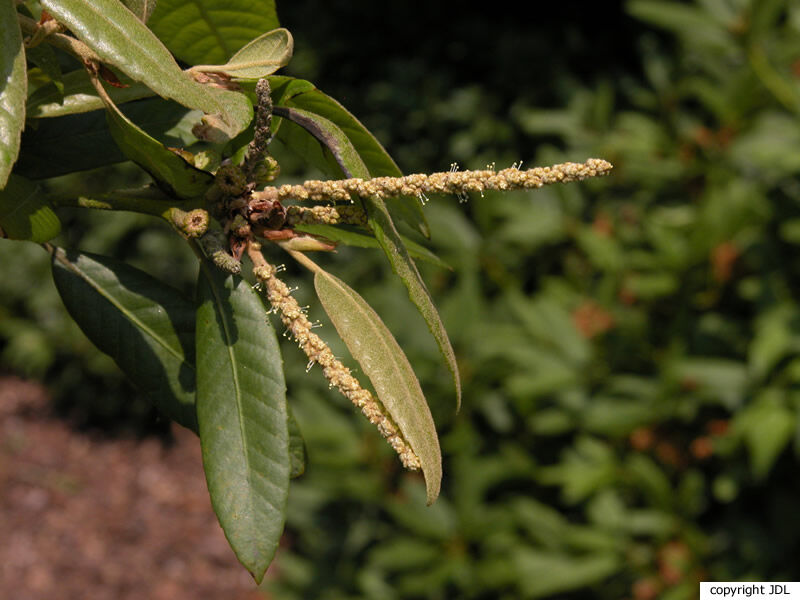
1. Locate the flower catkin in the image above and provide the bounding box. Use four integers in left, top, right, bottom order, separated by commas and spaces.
253, 263, 421, 470
265, 158, 612, 204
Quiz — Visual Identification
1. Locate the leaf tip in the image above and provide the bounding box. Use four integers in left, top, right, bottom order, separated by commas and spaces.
250, 567, 268, 585
425, 475, 441, 506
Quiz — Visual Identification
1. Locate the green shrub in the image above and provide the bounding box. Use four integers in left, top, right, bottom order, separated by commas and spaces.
3, 0, 800, 597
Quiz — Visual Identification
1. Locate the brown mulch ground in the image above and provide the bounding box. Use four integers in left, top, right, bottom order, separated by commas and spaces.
0, 376, 267, 600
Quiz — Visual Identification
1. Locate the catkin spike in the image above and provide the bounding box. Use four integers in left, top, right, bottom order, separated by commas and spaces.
252, 261, 421, 470
254, 158, 612, 205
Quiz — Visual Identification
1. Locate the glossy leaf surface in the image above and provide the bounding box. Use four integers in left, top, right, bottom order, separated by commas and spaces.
148, 0, 279, 65
195, 262, 289, 583
51, 248, 197, 430
0, 2, 27, 187
0, 174, 61, 242
314, 267, 441, 504
41, 0, 252, 137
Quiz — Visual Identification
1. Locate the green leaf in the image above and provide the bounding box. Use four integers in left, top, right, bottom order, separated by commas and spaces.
749, 303, 798, 381
514, 549, 620, 598
736, 391, 795, 480
0, 174, 61, 242
0, 2, 27, 187
364, 196, 461, 411
269, 75, 315, 107
41, 0, 252, 138
122, 0, 157, 22
199, 28, 292, 80
627, 1, 731, 48
674, 358, 748, 409
295, 223, 451, 270
58, 185, 178, 214
27, 69, 155, 118
103, 95, 213, 198
506, 292, 590, 366
51, 248, 198, 431
273, 105, 370, 179
195, 261, 289, 582
271, 82, 459, 410
312, 266, 441, 504
16, 97, 199, 179
25, 44, 63, 97
148, 0, 279, 66
269, 75, 429, 236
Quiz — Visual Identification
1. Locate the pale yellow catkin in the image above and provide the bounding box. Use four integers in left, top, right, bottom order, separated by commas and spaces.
246, 158, 613, 466
269, 158, 612, 204
253, 263, 421, 470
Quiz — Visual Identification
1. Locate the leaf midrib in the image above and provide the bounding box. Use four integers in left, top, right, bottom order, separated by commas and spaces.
223, 58, 284, 71
55, 249, 193, 371
53, 1, 175, 77
201, 263, 253, 497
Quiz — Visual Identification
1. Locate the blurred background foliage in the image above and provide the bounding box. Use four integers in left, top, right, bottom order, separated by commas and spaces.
3, 0, 800, 597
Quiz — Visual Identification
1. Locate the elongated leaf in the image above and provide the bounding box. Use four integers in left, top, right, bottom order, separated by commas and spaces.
0, 174, 61, 242
41, 0, 252, 137
273, 105, 370, 179
196, 261, 289, 582
148, 0, 279, 65
27, 70, 154, 118
16, 98, 199, 179
313, 267, 441, 504
51, 248, 197, 430
104, 96, 213, 198
364, 196, 462, 411
269, 75, 428, 237
0, 2, 27, 187
295, 223, 451, 270
202, 28, 292, 80
273, 100, 461, 410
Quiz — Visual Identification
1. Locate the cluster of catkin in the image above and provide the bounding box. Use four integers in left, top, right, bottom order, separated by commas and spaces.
254, 158, 612, 467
